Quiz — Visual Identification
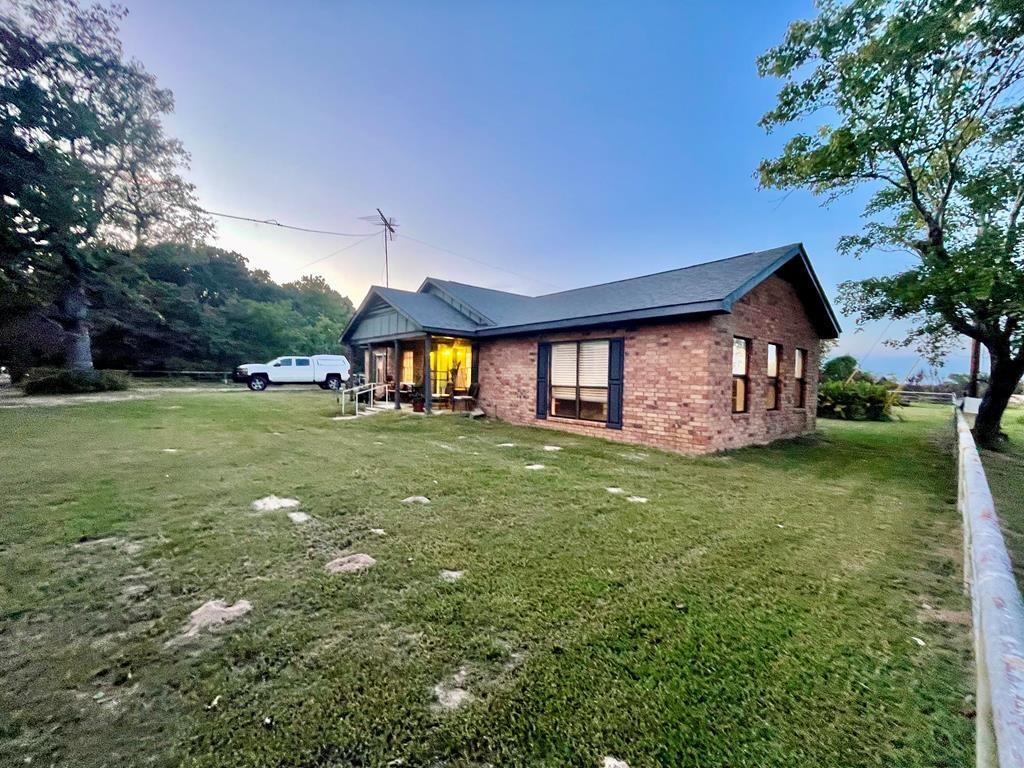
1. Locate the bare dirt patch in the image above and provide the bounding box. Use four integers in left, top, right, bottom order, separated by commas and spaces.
177, 599, 252, 640
524, 464, 545, 471
74, 536, 143, 556
325, 554, 377, 574
402, 496, 431, 505
917, 604, 971, 626
251, 495, 300, 512
439, 569, 464, 583
287, 511, 311, 524
433, 666, 474, 710
626, 496, 648, 504
606, 487, 625, 494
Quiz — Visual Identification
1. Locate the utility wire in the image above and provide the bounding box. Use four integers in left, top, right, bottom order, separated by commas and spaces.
401, 231, 563, 291
199, 207, 381, 238
194, 204, 562, 291
295, 233, 381, 271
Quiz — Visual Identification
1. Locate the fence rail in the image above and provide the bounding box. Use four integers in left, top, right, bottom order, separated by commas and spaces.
897, 390, 960, 405
957, 406, 1024, 768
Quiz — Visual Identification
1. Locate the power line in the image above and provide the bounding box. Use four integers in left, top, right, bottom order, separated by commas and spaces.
295, 232, 381, 272
401, 231, 563, 291
200, 207, 381, 238
195, 203, 562, 291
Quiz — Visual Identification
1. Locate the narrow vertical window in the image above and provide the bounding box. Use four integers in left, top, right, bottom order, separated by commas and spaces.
766, 343, 781, 410
732, 337, 749, 413
794, 348, 807, 408
401, 350, 414, 384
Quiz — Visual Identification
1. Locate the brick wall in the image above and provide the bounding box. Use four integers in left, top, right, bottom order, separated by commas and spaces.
708, 275, 819, 451
476, 274, 820, 455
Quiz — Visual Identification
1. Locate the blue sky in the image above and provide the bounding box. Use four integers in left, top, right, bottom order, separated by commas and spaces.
118, 1, 978, 378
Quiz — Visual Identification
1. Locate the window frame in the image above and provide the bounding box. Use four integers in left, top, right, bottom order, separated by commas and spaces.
548, 339, 611, 423
732, 336, 751, 414
794, 348, 807, 409
766, 342, 782, 411
295, 358, 311, 367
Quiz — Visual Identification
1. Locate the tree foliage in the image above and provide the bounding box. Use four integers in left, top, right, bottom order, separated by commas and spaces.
0, 1, 354, 377
821, 354, 859, 381
0, 0, 211, 369
87, 245, 355, 372
759, 0, 1024, 445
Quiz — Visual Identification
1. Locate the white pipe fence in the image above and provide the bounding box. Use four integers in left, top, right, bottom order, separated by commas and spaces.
957, 406, 1024, 768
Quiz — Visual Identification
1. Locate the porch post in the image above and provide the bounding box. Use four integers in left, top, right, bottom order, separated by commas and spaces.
393, 339, 401, 409
423, 334, 432, 414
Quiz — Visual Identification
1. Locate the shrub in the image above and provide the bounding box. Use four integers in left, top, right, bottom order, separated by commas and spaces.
22, 368, 130, 396
817, 380, 899, 421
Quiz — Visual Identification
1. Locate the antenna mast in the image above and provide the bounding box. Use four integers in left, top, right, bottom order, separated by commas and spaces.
361, 209, 398, 286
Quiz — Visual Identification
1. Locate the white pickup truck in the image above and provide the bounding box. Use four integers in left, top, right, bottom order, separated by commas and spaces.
233, 355, 351, 392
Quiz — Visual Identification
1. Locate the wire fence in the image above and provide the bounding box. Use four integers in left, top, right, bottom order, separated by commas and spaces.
111, 369, 235, 384
956, 404, 1024, 768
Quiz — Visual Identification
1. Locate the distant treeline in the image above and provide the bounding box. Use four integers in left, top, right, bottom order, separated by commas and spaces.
0, 244, 354, 377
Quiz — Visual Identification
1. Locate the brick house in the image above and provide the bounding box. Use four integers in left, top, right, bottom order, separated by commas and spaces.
340, 243, 840, 454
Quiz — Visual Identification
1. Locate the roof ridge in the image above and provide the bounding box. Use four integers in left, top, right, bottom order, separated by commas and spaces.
427, 277, 533, 299
373, 285, 420, 295
533, 244, 801, 299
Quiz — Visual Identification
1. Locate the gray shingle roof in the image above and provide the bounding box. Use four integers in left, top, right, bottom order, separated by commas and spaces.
372, 287, 481, 334
342, 243, 840, 342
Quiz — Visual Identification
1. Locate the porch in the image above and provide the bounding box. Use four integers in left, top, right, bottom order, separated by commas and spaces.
361, 335, 479, 413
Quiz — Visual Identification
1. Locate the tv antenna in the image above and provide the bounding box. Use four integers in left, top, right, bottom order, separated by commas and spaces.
360, 209, 398, 286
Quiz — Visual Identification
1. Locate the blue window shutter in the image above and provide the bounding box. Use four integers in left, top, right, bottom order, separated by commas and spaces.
536, 342, 550, 419
607, 338, 624, 429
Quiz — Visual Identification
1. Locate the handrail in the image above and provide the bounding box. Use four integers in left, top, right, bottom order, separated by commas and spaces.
956, 404, 1024, 768
336, 382, 375, 416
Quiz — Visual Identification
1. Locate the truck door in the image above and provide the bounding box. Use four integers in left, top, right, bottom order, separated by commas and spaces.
294, 357, 312, 382
273, 357, 298, 382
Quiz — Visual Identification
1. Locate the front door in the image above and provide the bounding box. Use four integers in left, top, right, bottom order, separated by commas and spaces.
373, 351, 389, 399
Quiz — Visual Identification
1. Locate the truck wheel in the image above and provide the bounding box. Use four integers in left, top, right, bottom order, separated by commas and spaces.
248, 374, 269, 391
325, 374, 342, 391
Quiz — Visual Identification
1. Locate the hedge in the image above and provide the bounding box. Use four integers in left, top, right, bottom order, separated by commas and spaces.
817, 380, 899, 421
22, 368, 130, 396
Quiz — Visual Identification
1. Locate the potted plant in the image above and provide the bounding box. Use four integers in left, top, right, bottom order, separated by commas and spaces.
411, 380, 425, 412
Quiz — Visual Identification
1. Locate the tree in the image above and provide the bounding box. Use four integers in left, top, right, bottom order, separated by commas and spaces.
759, 0, 1024, 446
821, 354, 859, 382
0, 0, 210, 370
84, 243, 355, 371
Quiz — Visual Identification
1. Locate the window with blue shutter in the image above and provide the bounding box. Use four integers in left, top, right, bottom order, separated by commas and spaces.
536, 342, 550, 419
607, 337, 624, 429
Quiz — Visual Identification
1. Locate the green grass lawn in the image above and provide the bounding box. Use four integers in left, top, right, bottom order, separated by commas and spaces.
981, 406, 1024, 586
0, 394, 972, 767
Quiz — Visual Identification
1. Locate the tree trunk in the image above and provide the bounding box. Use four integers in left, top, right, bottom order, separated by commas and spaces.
55, 280, 94, 371
973, 352, 1023, 448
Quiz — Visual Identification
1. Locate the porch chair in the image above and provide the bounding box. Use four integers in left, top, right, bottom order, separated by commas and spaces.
452, 382, 479, 413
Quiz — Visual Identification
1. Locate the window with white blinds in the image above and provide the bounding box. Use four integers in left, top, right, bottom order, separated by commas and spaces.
549, 340, 610, 421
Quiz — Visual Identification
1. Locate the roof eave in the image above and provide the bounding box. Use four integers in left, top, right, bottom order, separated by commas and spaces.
475, 301, 728, 337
